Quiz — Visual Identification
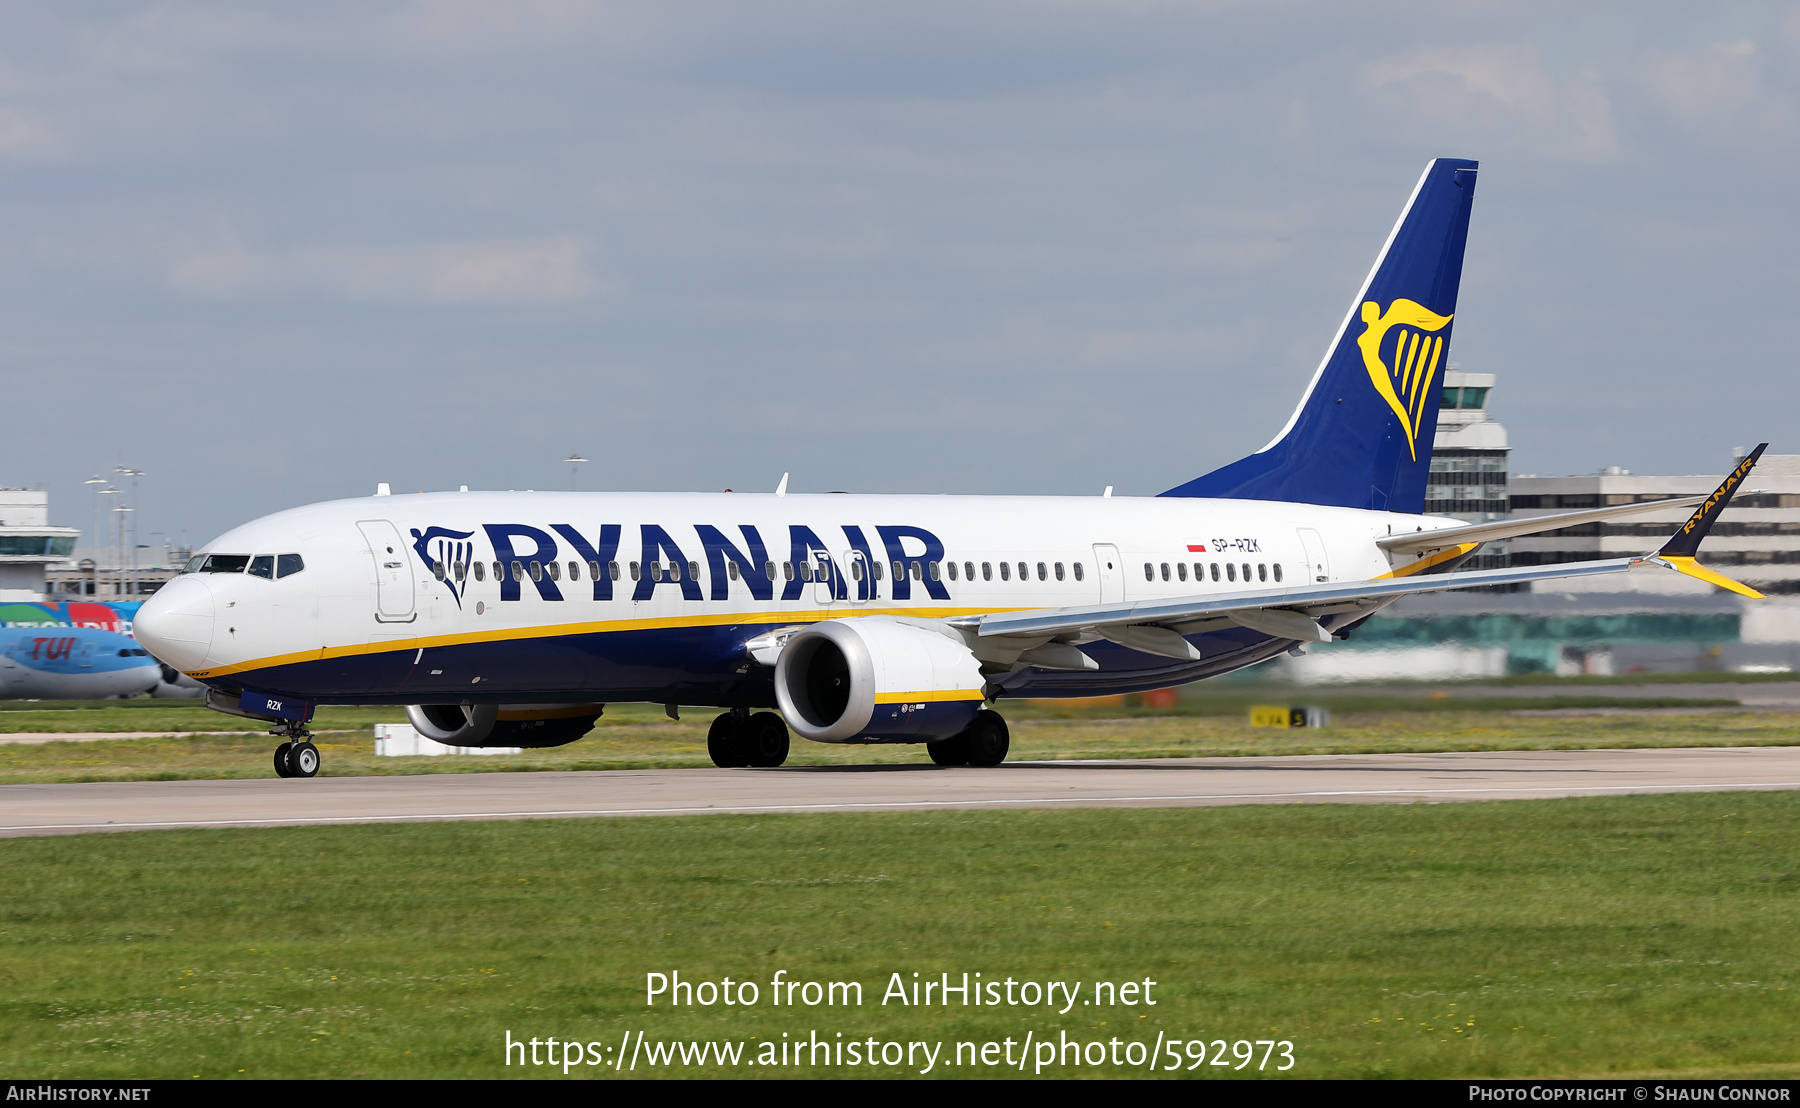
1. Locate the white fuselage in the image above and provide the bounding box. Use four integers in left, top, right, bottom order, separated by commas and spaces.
133, 490, 1460, 708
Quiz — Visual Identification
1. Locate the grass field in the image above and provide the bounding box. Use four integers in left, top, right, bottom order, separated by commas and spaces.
0, 706, 1791, 784
1, 792, 1797, 1079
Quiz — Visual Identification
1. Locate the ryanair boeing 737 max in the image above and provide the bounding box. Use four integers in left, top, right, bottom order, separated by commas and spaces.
132, 159, 1766, 779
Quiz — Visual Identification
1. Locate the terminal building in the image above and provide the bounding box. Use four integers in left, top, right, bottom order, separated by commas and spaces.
0, 488, 79, 602
1268, 372, 1800, 679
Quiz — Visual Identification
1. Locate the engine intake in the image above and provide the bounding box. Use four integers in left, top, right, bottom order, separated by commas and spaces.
774, 617, 985, 743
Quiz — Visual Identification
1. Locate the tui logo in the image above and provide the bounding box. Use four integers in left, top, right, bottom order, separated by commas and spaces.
1356, 298, 1454, 460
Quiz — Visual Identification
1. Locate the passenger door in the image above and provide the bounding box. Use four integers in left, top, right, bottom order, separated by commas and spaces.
357, 520, 417, 622
1092, 544, 1124, 604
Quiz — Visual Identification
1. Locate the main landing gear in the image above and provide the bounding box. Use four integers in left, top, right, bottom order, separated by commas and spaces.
271, 720, 320, 779
927, 711, 1010, 768
707, 709, 791, 768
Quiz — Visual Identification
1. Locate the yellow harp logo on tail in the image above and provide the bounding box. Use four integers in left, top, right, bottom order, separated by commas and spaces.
1356, 299, 1454, 460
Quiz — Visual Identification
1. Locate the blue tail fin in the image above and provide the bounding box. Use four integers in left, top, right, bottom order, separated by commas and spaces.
1161, 158, 1478, 513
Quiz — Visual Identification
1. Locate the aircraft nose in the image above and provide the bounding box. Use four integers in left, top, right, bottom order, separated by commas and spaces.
135, 576, 214, 672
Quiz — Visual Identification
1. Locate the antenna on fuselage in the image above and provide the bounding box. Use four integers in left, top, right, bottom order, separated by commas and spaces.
775, 472, 789, 497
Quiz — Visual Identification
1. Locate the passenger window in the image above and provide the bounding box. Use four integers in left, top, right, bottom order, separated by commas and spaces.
1193, 562, 1202, 581
783, 562, 794, 581
1144, 563, 1154, 581
851, 560, 864, 581
249, 555, 275, 580
1226, 563, 1236, 582
728, 560, 740, 581
1036, 562, 1046, 581
670, 561, 682, 582
892, 560, 903, 582
1160, 563, 1170, 582
474, 561, 486, 582
1258, 563, 1267, 582
930, 561, 941, 581
1242, 563, 1251, 582
689, 561, 700, 581
1016, 562, 1027, 581
982, 562, 992, 581
609, 561, 621, 581
872, 561, 883, 581
766, 561, 778, 580
589, 560, 602, 580
546, 561, 560, 581
568, 561, 579, 581
629, 561, 641, 581
1177, 562, 1187, 582
798, 561, 812, 582
430, 560, 445, 582
530, 561, 543, 582
911, 562, 922, 581
947, 561, 958, 581
1055, 562, 1064, 581
1273, 564, 1283, 583
964, 561, 974, 581
1072, 563, 1084, 581
453, 561, 466, 582
1210, 563, 1220, 582
1000, 562, 1011, 581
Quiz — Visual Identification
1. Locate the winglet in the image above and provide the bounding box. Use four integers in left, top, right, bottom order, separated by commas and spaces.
1651, 444, 1767, 598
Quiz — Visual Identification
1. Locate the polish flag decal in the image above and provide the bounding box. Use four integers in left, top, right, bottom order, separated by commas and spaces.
1186, 544, 1206, 553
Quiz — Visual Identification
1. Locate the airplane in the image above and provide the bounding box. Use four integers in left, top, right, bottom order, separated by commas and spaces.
132, 158, 1767, 779
0, 599, 202, 698
0, 625, 163, 699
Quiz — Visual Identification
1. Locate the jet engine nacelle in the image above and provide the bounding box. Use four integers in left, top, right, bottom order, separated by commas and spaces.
405, 703, 603, 748
774, 617, 986, 743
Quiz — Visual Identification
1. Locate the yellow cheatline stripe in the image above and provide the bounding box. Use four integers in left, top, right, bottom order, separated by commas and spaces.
1660, 556, 1765, 599
873, 690, 985, 704
183, 603, 1022, 681
1374, 541, 1480, 580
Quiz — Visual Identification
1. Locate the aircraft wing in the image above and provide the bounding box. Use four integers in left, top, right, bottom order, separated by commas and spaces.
1378, 494, 1710, 553
952, 444, 1769, 653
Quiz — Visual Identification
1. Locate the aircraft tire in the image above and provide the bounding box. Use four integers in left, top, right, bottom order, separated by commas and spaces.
927, 735, 968, 766
745, 712, 790, 768
964, 713, 1010, 768
273, 742, 295, 778
289, 741, 321, 778
707, 713, 748, 768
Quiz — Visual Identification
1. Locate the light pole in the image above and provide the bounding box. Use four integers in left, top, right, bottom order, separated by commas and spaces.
97, 485, 121, 597
114, 466, 145, 599
564, 453, 587, 491
112, 504, 133, 600
83, 475, 104, 597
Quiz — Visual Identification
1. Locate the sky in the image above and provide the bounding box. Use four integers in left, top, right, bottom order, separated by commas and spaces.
0, 1, 1796, 548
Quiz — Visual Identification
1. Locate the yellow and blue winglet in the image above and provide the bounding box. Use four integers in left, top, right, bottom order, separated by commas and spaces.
1648, 443, 1767, 598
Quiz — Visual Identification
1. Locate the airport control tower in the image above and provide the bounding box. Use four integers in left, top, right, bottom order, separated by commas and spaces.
1425, 368, 1510, 569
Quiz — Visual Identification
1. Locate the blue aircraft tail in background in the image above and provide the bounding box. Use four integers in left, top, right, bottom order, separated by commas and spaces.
1162, 157, 1478, 513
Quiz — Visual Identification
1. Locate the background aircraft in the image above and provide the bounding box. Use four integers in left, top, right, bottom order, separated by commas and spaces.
0, 625, 162, 700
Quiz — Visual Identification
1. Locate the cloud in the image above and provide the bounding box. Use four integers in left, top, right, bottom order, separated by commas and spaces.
170, 236, 610, 304
1365, 46, 1619, 161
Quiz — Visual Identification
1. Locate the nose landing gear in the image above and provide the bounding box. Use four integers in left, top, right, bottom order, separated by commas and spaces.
271, 721, 320, 778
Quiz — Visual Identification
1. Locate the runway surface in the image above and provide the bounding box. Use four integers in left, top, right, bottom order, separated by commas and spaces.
3, 745, 1798, 837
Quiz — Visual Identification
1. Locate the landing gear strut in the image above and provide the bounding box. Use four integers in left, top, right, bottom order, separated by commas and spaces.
271, 720, 320, 779
707, 709, 790, 768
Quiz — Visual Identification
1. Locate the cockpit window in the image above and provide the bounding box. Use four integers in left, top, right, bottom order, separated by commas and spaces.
183, 555, 205, 574
248, 555, 275, 579
276, 553, 305, 578
199, 554, 252, 574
